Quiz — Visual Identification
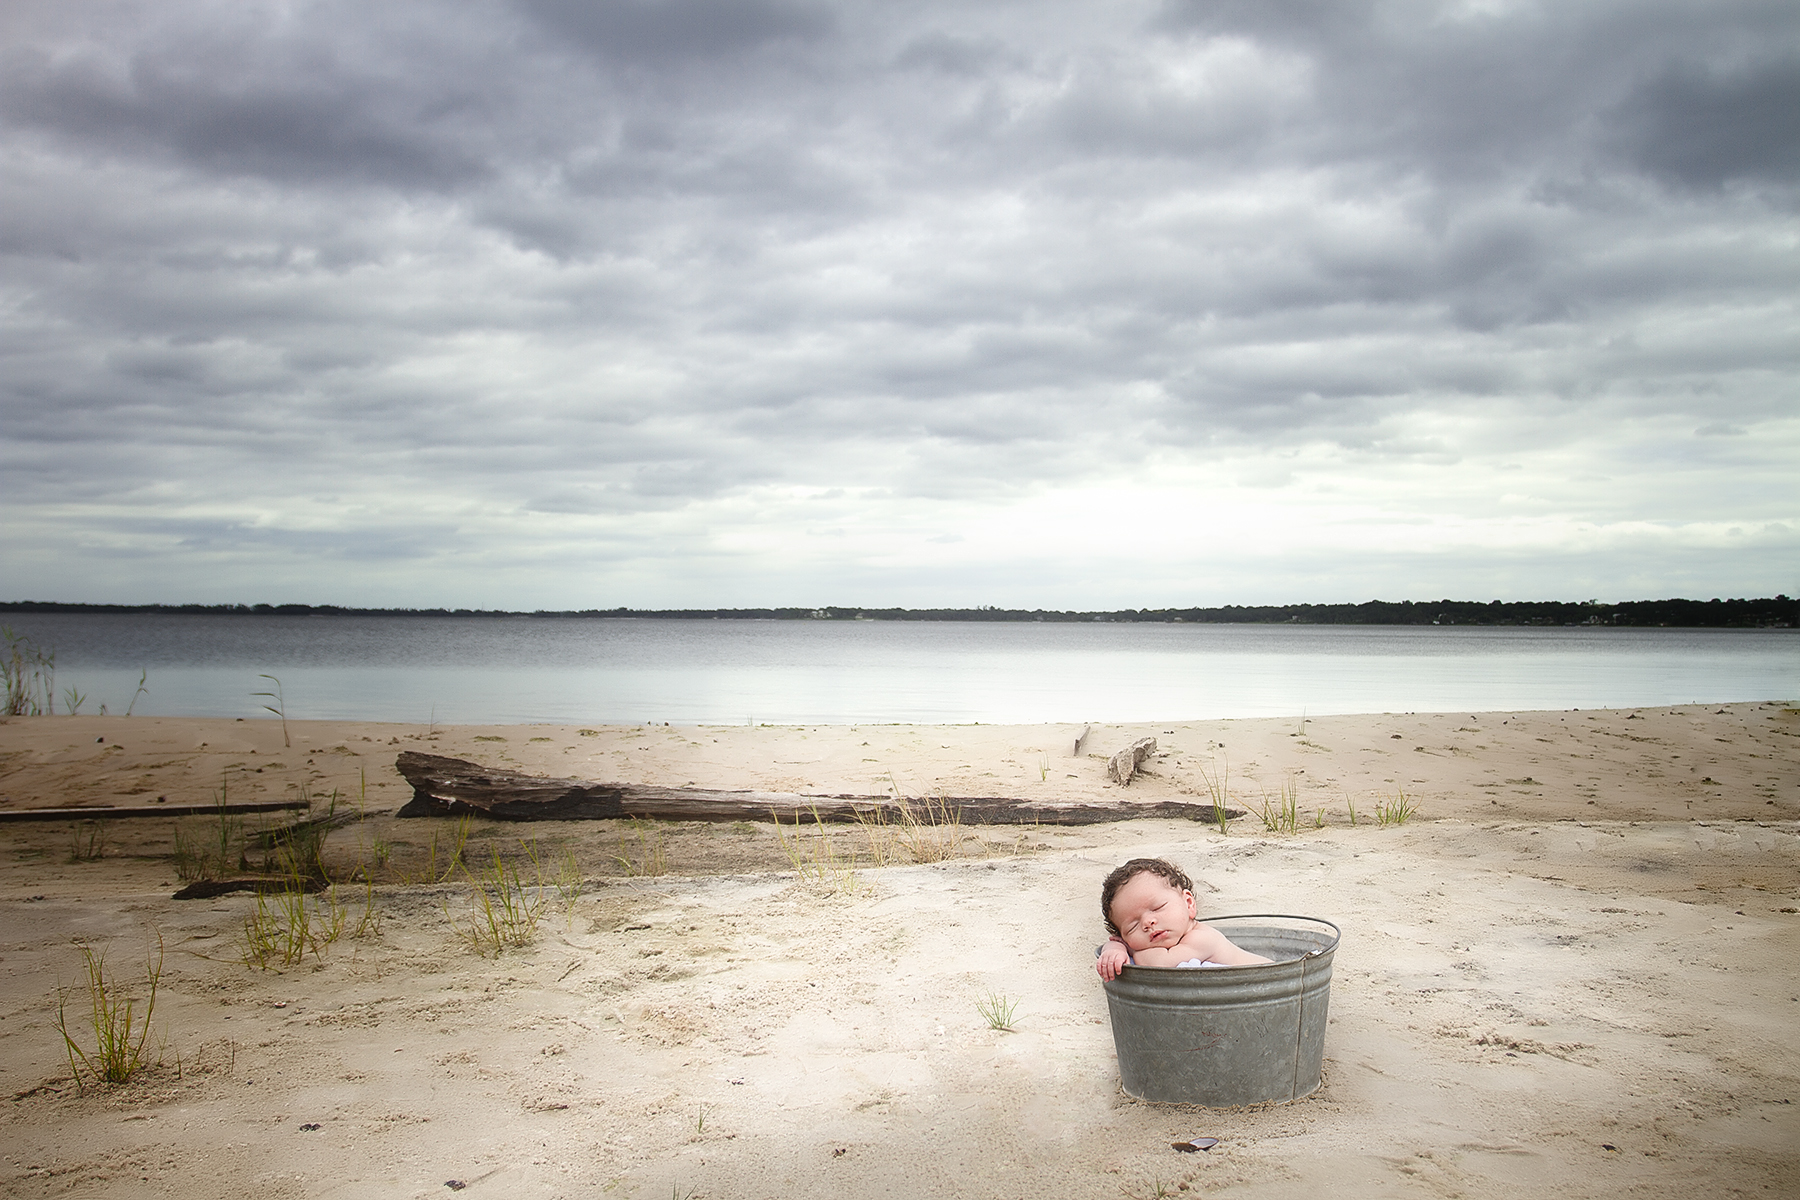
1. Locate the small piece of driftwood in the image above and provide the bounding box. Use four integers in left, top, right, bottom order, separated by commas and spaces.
1073, 724, 1092, 756
0, 800, 309, 824
1108, 737, 1158, 786
395, 752, 1236, 825
173, 876, 331, 900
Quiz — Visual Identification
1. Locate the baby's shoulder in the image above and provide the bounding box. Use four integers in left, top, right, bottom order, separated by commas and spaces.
1180, 923, 1232, 953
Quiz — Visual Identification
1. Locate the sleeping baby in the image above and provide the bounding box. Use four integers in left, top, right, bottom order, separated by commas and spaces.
1094, 857, 1271, 981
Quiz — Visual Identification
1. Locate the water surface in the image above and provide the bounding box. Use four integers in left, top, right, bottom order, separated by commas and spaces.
8, 614, 1794, 725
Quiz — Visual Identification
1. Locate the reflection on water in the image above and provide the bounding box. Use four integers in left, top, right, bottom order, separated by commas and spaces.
8, 613, 1795, 725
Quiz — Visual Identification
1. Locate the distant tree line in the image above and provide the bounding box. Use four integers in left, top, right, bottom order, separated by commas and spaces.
2, 597, 1793, 627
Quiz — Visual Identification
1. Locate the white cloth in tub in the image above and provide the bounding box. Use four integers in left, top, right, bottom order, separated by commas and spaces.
1175, 958, 1229, 969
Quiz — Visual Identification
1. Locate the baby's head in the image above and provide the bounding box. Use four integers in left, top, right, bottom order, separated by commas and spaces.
1101, 857, 1198, 947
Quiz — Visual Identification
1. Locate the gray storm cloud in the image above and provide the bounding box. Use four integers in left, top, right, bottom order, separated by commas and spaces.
1, 0, 1794, 606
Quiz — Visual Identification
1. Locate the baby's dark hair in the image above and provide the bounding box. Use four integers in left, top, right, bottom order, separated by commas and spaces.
1100, 858, 1194, 935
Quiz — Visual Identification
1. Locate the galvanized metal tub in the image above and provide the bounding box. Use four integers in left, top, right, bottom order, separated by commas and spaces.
1102, 915, 1340, 1106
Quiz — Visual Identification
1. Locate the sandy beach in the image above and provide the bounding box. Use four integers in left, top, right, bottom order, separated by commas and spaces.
2, 702, 1796, 1199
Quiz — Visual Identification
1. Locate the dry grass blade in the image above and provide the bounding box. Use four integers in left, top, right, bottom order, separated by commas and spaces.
775, 807, 861, 893
2, 626, 56, 716
612, 819, 668, 877
553, 846, 587, 916
896, 794, 964, 863
851, 805, 902, 867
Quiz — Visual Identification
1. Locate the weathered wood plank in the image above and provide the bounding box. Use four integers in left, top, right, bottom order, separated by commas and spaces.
395, 752, 1235, 826
0, 800, 309, 823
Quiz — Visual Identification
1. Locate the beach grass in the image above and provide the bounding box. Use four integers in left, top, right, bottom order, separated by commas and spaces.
850, 792, 967, 865
1257, 776, 1301, 834
68, 819, 108, 862
612, 819, 669, 876
173, 782, 248, 882
125, 668, 148, 717
399, 814, 472, 884
2, 626, 56, 716
897, 793, 965, 863
552, 845, 587, 917
350, 879, 383, 939
254, 784, 342, 880
252, 674, 291, 748
241, 879, 346, 969
1197, 751, 1233, 827
975, 990, 1020, 1031
851, 805, 901, 867
1376, 789, 1419, 827
775, 807, 861, 893
453, 843, 548, 956
57, 937, 163, 1090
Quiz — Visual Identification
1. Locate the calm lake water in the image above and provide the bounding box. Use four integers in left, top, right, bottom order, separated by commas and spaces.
6, 613, 1795, 726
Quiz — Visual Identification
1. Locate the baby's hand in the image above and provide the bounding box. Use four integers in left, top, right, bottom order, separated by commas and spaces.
1096, 940, 1130, 981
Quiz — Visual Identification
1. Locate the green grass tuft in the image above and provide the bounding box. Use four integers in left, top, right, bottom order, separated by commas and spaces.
240, 881, 346, 969
173, 781, 247, 882
453, 843, 549, 956
1376, 789, 1419, 828
68, 820, 108, 862
976, 990, 1020, 1031
1257, 776, 1301, 834
57, 937, 163, 1090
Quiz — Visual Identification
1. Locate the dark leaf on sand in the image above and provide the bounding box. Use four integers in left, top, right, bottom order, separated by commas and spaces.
1172, 1137, 1219, 1152
445, 1182, 467, 1191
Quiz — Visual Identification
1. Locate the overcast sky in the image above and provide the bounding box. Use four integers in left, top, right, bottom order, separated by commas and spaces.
3, 0, 1795, 609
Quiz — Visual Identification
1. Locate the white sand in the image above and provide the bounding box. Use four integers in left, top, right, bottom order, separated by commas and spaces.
1, 703, 1796, 1198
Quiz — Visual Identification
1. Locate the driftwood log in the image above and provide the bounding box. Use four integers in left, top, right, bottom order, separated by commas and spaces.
1108, 737, 1159, 786
395, 752, 1237, 826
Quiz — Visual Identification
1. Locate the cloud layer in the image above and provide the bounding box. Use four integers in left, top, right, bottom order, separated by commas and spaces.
3, 0, 1795, 606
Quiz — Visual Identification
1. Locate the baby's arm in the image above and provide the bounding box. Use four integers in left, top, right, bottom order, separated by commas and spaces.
1095, 936, 1131, 981
1132, 924, 1272, 968
1183, 923, 1271, 966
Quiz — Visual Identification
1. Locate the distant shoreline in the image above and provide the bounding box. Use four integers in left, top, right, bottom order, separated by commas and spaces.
3, 596, 1794, 627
